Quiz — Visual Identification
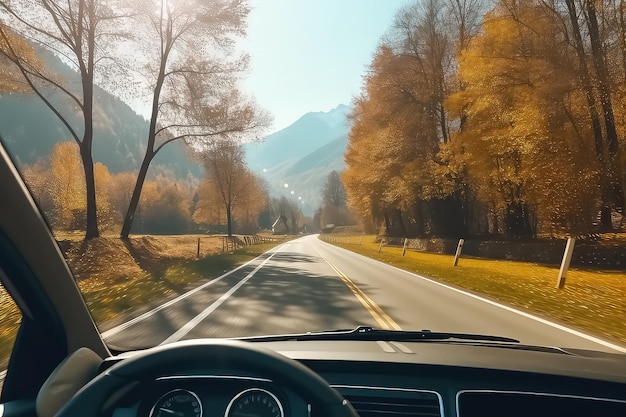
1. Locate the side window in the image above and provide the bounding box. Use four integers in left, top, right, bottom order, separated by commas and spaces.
0, 281, 22, 392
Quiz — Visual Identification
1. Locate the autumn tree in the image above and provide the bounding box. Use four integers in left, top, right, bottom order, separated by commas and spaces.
344, 46, 453, 236
0, 25, 42, 93
108, 172, 138, 226
196, 139, 265, 237
94, 162, 114, 230
560, 0, 623, 229
136, 175, 193, 234
232, 174, 267, 233
446, 0, 610, 236
21, 159, 55, 219
0, 0, 132, 239
49, 142, 86, 229
193, 179, 227, 229
119, 0, 269, 238
344, 0, 485, 238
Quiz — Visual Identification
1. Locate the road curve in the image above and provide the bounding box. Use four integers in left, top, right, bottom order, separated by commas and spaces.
104, 234, 625, 354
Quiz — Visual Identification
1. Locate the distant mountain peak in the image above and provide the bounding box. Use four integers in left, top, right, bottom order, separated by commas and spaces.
309, 103, 350, 123
312, 103, 350, 115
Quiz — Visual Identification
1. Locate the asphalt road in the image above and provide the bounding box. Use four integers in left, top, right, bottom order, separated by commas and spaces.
103, 234, 626, 354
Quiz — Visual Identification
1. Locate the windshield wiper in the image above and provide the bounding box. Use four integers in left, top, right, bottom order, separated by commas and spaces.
237, 325, 520, 343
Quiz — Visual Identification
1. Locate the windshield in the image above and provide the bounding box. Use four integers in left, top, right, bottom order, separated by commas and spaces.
0, 0, 625, 360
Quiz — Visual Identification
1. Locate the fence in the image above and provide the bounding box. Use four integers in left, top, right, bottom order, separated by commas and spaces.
320, 233, 624, 269
194, 234, 287, 256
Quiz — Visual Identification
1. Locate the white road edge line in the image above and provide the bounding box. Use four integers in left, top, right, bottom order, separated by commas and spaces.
158, 244, 285, 345
101, 247, 279, 340
317, 238, 626, 354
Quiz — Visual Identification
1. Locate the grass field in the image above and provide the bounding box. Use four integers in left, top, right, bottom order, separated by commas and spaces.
0, 235, 283, 369
320, 234, 626, 345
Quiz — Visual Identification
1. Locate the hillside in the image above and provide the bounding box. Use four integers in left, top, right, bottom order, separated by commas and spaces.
0, 46, 200, 178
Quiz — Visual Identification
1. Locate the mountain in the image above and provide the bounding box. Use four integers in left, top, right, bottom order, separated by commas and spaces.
0, 46, 200, 178
245, 105, 351, 216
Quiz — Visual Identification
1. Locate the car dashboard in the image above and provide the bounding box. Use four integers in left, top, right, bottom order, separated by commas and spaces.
104, 340, 626, 417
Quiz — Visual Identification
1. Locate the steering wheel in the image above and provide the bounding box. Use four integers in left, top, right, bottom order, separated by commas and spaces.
54, 339, 360, 417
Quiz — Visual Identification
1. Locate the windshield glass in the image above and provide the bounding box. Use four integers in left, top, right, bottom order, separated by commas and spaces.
1, 0, 625, 357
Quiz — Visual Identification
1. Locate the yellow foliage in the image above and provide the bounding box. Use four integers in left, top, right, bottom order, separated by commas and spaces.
109, 172, 137, 224
193, 179, 227, 226
94, 162, 115, 230
0, 25, 41, 93
193, 172, 266, 231
50, 142, 86, 229
452, 4, 602, 234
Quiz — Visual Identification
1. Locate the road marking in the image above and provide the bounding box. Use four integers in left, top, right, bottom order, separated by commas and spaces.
101, 247, 280, 340
318, 239, 626, 354
159, 245, 285, 345
317, 250, 401, 331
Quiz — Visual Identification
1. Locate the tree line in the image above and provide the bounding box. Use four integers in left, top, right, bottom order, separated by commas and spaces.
344, 0, 626, 238
22, 141, 272, 235
0, 0, 269, 239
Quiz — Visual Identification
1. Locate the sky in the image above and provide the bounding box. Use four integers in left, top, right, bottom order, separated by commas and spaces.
240, 0, 410, 133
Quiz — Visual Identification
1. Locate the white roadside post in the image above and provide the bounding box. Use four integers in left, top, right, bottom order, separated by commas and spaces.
453, 238, 464, 266
378, 238, 384, 253
402, 238, 408, 256
557, 237, 576, 289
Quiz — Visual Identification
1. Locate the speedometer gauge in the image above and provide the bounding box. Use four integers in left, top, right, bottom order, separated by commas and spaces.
225, 388, 284, 417
150, 389, 203, 417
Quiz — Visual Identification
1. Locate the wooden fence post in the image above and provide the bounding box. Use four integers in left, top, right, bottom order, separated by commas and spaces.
556, 237, 576, 289
453, 239, 464, 266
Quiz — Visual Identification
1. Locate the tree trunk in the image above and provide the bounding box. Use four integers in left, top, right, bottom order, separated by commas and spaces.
120, 35, 168, 238
413, 200, 425, 237
585, 0, 619, 155
120, 152, 154, 238
81, 54, 98, 239
586, 0, 619, 230
226, 204, 233, 237
80, 142, 99, 239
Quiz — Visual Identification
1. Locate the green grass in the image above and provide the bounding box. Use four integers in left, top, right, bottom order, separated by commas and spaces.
321, 235, 626, 345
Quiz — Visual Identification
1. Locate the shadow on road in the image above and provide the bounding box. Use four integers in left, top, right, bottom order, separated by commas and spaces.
183, 250, 383, 338
104, 249, 391, 347
265, 253, 319, 264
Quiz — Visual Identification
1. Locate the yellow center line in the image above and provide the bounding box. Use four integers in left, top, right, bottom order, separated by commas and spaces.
317, 251, 401, 331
